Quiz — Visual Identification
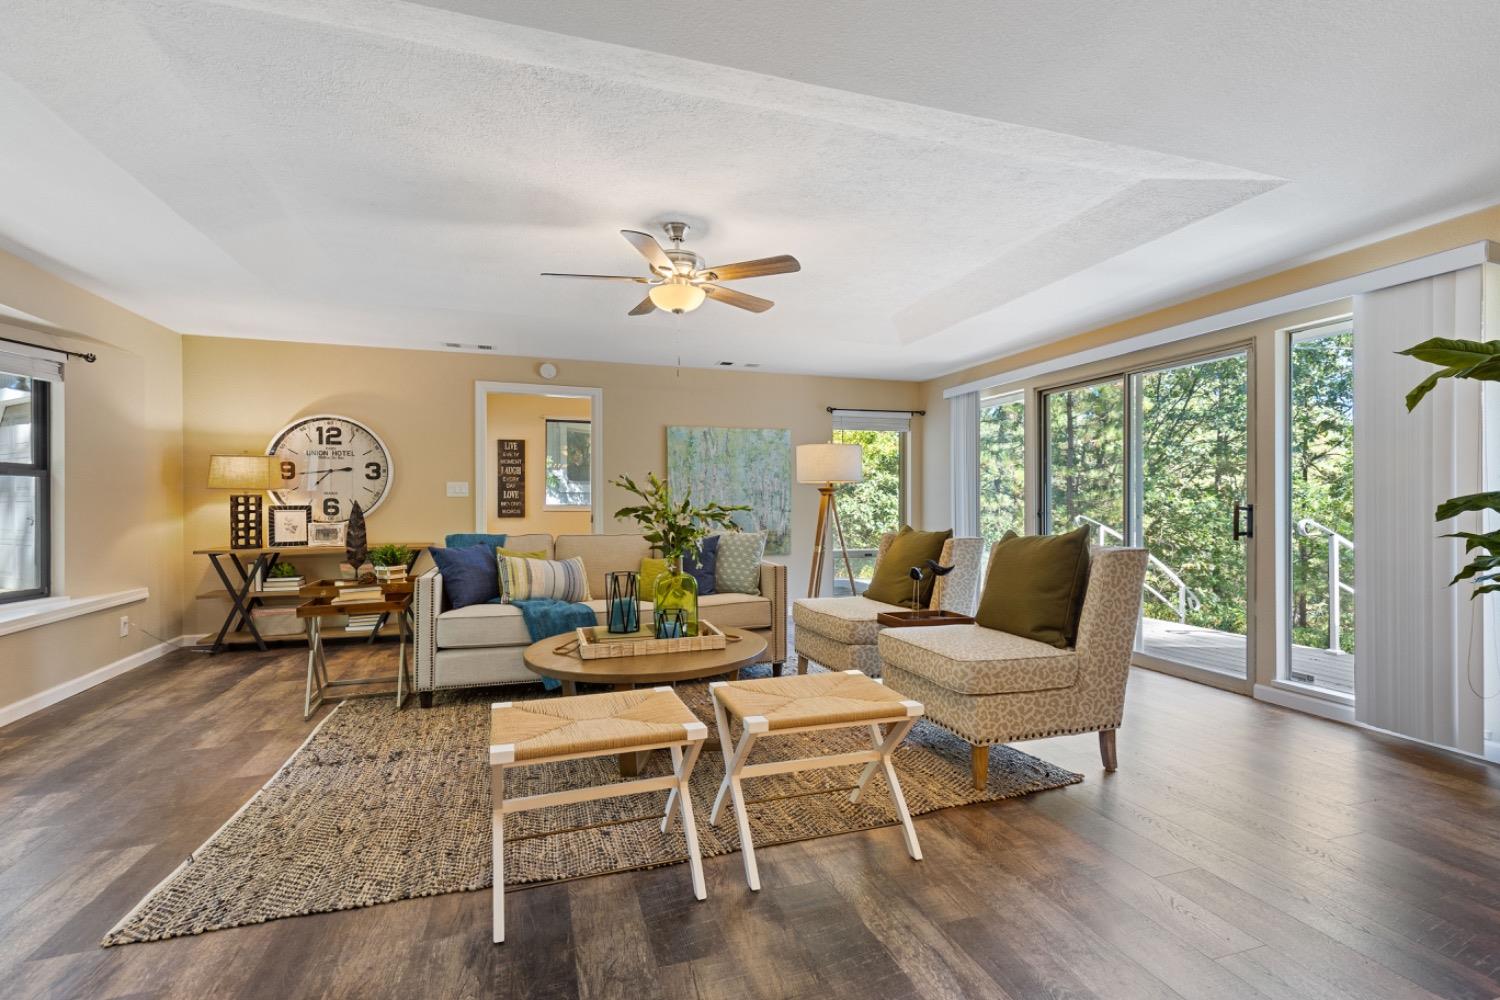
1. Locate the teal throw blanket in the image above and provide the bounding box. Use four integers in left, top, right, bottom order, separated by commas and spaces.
511, 598, 596, 692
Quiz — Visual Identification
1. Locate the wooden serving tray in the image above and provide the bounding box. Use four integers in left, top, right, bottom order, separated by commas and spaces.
576, 620, 728, 659
876, 609, 976, 628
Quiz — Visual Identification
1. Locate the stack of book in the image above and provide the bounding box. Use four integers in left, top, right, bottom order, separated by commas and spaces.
261, 574, 304, 593
331, 583, 384, 605
343, 613, 384, 634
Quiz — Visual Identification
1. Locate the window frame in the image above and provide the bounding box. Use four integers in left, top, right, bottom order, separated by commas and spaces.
0, 375, 50, 604
542, 417, 592, 511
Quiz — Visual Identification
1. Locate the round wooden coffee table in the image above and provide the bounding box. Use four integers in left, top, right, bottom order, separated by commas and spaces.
523, 627, 768, 695
523, 627, 768, 775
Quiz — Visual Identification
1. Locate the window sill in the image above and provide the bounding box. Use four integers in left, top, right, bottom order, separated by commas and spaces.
0, 588, 149, 638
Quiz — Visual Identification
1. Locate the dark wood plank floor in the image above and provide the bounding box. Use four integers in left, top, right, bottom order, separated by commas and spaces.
5, 637, 1500, 999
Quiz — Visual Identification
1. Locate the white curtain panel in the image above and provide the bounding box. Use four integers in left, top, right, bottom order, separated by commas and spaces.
949, 391, 979, 536
1353, 266, 1488, 753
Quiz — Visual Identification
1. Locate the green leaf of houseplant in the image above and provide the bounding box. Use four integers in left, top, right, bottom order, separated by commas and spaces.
1435, 491, 1500, 522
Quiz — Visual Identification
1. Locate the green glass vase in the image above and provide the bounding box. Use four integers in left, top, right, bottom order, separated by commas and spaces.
652, 557, 699, 637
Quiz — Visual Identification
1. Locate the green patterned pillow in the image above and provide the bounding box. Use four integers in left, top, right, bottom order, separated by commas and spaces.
714, 531, 766, 595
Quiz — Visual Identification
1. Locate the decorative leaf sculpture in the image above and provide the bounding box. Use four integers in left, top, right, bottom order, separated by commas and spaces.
345, 502, 369, 576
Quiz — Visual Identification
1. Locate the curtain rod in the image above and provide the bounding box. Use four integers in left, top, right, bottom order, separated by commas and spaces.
0, 333, 95, 363
827, 406, 926, 416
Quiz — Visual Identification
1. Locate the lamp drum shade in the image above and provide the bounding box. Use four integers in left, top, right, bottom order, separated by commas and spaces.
796, 443, 863, 484
208, 455, 273, 490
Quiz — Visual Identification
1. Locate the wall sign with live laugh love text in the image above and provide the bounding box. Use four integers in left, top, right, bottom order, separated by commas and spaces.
497, 439, 525, 517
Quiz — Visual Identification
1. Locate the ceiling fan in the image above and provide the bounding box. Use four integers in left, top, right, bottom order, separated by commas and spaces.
541, 221, 800, 315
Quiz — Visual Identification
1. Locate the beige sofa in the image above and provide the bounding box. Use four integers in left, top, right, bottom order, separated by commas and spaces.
879, 545, 1147, 787
412, 532, 787, 704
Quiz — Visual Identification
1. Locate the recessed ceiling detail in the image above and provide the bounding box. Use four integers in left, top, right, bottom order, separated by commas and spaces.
1, 0, 1498, 379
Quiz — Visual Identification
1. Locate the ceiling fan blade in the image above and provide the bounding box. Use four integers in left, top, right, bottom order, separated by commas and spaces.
701, 283, 774, 313
540, 272, 649, 282
620, 230, 674, 274
698, 255, 801, 282
628, 294, 657, 316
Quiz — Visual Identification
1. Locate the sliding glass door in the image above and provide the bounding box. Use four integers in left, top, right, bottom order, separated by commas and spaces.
1043, 350, 1253, 680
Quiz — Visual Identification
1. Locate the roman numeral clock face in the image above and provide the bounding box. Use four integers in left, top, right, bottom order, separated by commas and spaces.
266, 415, 393, 522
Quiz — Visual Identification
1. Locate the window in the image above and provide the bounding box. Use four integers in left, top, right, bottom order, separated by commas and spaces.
0, 370, 49, 603
978, 390, 1025, 549
831, 410, 911, 595
543, 419, 591, 509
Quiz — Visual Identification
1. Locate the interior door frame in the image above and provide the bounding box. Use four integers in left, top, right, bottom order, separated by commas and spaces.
1037, 342, 1258, 696
473, 381, 604, 534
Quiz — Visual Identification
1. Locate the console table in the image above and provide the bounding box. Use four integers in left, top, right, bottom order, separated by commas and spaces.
192, 543, 428, 653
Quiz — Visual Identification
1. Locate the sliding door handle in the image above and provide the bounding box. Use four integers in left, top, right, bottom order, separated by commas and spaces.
1232, 501, 1254, 541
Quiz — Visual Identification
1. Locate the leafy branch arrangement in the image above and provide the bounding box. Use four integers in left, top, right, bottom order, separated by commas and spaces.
611, 472, 748, 563
1401, 337, 1500, 595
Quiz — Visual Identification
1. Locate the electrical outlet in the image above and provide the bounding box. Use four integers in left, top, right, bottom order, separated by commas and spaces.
446, 481, 470, 498
118, 615, 130, 638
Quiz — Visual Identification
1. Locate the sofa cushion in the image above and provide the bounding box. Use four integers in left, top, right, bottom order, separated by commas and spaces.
715, 531, 767, 595
864, 526, 952, 608
438, 598, 631, 648
697, 592, 772, 631
793, 596, 907, 645
685, 535, 719, 595
498, 555, 590, 603
428, 545, 499, 609
555, 534, 652, 600
878, 625, 1078, 696
503, 534, 555, 559
975, 528, 1090, 648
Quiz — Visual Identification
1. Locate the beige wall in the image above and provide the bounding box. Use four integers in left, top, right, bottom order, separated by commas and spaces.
484, 391, 592, 536
0, 251, 184, 712
919, 204, 1500, 527
182, 338, 923, 635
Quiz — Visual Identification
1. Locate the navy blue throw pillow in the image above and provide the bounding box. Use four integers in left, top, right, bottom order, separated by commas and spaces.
430, 545, 500, 609
684, 535, 719, 595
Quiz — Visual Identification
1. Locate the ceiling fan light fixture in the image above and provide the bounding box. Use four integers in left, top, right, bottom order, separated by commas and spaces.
648, 278, 706, 314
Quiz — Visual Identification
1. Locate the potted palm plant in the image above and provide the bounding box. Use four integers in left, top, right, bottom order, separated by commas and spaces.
612, 472, 748, 637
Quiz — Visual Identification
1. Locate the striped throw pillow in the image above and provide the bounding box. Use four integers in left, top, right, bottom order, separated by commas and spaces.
498, 553, 591, 603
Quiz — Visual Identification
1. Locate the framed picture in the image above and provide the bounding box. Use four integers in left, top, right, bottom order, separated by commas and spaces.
268, 504, 312, 547
308, 521, 346, 547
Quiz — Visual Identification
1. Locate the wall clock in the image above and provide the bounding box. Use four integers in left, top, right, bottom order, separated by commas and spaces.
265, 414, 394, 522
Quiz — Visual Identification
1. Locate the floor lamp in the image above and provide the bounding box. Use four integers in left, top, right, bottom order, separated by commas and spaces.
796, 443, 863, 598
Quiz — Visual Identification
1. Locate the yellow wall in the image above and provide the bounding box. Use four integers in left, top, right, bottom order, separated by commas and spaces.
484, 391, 592, 536
182, 337, 924, 635
919, 204, 1500, 527
0, 251, 184, 712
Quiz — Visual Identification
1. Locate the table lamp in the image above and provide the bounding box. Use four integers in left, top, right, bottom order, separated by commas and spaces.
796, 442, 863, 598
208, 454, 273, 549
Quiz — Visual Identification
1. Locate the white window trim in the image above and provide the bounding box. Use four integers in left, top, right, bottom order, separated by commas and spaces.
0, 587, 147, 638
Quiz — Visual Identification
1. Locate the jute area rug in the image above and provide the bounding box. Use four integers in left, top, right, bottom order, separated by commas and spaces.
105, 670, 1081, 946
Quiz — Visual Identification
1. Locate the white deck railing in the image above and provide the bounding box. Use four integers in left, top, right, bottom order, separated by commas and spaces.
1296, 518, 1355, 652
1073, 515, 1201, 623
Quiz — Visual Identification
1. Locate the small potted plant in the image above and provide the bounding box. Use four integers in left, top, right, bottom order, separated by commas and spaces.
370, 543, 413, 583
263, 561, 303, 592
612, 472, 747, 637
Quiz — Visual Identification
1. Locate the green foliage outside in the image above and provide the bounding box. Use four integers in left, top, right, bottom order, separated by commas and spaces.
833, 429, 905, 584
975, 333, 1354, 653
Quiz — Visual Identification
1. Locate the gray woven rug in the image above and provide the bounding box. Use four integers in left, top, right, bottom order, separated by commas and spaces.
104, 673, 1081, 946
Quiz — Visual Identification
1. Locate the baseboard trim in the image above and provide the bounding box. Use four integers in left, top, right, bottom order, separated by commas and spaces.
1253, 683, 1357, 724
0, 633, 192, 729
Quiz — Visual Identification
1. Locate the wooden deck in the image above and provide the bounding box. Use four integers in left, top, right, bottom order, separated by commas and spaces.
1141, 617, 1355, 693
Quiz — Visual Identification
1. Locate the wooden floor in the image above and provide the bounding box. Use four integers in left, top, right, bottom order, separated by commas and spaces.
1140, 617, 1356, 693
4, 640, 1500, 999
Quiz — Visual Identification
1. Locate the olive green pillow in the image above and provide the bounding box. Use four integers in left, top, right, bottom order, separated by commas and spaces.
975, 527, 1091, 648
863, 526, 953, 608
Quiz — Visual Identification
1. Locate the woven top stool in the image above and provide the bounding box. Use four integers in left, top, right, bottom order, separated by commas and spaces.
707, 670, 924, 891
489, 687, 708, 943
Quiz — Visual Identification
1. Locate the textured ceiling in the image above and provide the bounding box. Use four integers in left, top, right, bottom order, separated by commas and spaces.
2, 0, 1499, 378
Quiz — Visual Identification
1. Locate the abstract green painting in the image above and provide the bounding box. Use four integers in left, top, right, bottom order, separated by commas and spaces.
666, 426, 792, 555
